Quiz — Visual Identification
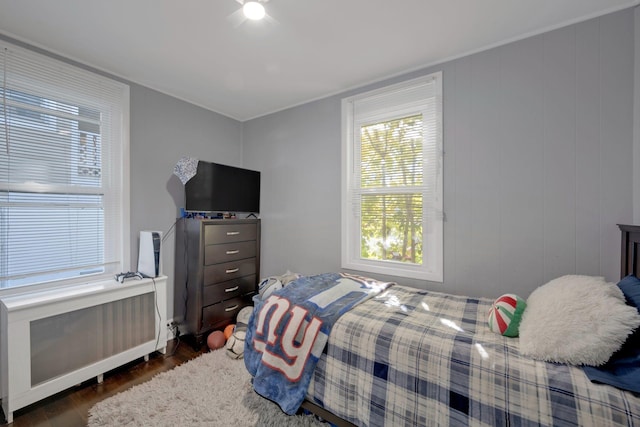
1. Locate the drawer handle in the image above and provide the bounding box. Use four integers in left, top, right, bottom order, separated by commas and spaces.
226, 249, 240, 255
226, 231, 240, 236
225, 268, 239, 274
225, 286, 239, 292
225, 304, 239, 312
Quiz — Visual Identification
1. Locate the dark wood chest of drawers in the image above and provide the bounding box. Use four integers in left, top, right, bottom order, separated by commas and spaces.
174, 218, 260, 345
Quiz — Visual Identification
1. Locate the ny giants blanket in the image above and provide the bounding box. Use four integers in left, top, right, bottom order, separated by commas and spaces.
244, 272, 393, 415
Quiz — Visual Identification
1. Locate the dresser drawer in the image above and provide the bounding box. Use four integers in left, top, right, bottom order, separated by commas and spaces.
201, 297, 245, 330
204, 241, 256, 265
204, 223, 257, 245
204, 259, 256, 285
203, 274, 256, 306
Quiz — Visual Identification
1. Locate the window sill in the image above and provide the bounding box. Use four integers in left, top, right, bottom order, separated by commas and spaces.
342, 259, 442, 283
0, 276, 167, 312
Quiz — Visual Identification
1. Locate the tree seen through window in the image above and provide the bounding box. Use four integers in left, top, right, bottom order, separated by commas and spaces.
359, 114, 423, 264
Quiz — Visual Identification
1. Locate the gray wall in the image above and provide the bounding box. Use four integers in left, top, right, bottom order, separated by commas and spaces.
243, 100, 342, 277
243, 8, 636, 299
635, 6, 640, 225
129, 84, 243, 319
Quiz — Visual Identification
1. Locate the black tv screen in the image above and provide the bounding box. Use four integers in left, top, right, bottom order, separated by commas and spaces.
185, 161, 260, 213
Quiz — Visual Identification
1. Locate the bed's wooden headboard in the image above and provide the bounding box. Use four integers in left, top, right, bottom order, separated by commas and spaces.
619, 224, 640, 278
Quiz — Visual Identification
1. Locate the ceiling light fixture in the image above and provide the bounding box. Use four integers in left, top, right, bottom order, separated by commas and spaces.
243, 1, 266, 20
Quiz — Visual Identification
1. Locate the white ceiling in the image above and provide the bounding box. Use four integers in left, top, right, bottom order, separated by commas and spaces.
0, 0, 637, 121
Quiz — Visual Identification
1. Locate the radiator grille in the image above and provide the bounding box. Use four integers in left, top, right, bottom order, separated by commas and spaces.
30, 292, 155, 386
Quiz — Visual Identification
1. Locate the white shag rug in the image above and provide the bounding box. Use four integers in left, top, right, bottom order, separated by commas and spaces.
88, 349, 326, 427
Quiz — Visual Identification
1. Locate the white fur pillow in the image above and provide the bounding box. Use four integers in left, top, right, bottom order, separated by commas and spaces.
519, 275, 640, 366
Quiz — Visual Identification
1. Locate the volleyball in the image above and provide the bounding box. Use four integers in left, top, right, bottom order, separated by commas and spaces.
488, 294, 527, 337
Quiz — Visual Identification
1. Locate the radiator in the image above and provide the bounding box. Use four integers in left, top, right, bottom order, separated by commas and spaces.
0, 276, 167, 423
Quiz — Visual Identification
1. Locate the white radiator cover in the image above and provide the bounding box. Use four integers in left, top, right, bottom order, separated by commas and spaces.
0, 276, 167, 423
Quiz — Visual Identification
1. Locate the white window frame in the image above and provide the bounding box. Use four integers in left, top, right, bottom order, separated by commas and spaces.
341, 73, 443, 282
0, 40, 130, 296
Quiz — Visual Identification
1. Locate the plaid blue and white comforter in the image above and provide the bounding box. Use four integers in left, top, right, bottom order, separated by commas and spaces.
306, 285, 640, 427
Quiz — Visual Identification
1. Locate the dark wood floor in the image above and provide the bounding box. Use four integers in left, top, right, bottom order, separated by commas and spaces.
1, 338, 205, 427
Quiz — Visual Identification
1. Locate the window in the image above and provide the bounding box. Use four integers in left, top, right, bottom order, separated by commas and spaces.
0, 41, 129, 291
342, 73, 443, 281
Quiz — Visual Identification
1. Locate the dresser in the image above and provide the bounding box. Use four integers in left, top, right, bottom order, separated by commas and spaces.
174, 218, 260, 346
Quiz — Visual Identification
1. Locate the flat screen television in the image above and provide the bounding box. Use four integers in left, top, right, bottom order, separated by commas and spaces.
185, 161, 260, 213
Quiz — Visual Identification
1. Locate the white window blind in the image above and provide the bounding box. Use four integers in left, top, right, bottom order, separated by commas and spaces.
342, 73, 443, 281
0, 41, 130, 290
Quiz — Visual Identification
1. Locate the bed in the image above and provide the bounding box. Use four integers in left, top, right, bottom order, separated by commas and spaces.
246, 224, 640, 426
